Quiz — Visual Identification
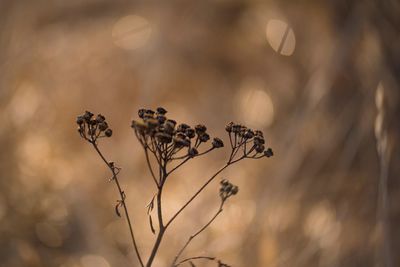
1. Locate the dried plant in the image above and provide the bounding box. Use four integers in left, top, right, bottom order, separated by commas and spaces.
76, 108, 273, 267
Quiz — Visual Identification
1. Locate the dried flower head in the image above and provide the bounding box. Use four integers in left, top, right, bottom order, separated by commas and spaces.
219, 179, 239, 201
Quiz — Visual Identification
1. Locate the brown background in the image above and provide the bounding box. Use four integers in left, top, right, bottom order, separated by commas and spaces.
0, 1, 399, 267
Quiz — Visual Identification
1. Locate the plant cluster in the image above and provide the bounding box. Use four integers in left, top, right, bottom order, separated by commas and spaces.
77, 107, 273, 267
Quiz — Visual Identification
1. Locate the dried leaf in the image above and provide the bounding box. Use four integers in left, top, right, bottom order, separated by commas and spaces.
115, 202, 122, 217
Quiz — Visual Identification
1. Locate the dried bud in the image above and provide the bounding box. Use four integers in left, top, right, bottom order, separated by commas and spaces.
232, 124, 242, 133
225, 122, 234, 132
89, 119, 97, 126
254, 136, 265, 145
177, 123, 190, 133
105, 129, 113, 137
244, 129, 254, 139
157, 115, 166, 124
231, 186, 239, 195
166, 119, 177, 127
98, 121, 108, 131
96, 114, 106, 123
255, 144, 265, 153
185, 128, 195, 138
174, 137, 190, 147
156, 107, 167, 115
155, 132, 172, 143
76, 116, 84, 125
264, 148, 273, 157
188, 147, 199, 157
255, 130, 263, 137
83, 111, 94, 122
138, 109, 146, 118
212, 137, 224, 148
195, 124, 207, 134
199, 133, 210, 142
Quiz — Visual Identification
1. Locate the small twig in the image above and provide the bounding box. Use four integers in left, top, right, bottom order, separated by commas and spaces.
176, 256, 217, 266
172, 201, 224, 266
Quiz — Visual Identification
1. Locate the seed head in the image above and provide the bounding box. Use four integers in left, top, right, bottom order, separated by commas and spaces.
264, 148, 273, 157
255, 144, 265, 153
96, 114, 106, 123
185, 128, 195, 139
105, 129, 113, 137
188, 147, 199, 157
76, 116, 84, 125
156, 107, 167, 115
195, 124, 207, 134
212, 137, 224, 148
199, 133, 210, 142
99, 121, 108, 131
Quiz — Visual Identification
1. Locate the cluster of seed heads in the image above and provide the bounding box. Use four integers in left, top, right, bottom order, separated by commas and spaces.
219, 179, 239, 201
77, 111, 113, 142
131, 107, 224, 160
225, 122, 273, 159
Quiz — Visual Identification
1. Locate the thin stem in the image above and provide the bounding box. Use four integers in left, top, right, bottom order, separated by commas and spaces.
146, 161, 166, 267
90, 142, 144, 267
144, 147, 160, 187
172, 202, 224, 266
176, 256, 216, 266
165, 163, 230, 229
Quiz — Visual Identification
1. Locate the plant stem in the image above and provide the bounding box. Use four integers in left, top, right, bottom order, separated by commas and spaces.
165, 163, 230, 229
172, 202, 224, 266
91, 142, 144, 267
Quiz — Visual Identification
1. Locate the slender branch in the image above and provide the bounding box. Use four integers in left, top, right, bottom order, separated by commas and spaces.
144, 147, 160, 187
167, 157, 190, 176
146, 159, 166, 267
165, 163, 230, 229
172, 202, 224, 266
90, 141, 144, 267
176, 256, 216, 266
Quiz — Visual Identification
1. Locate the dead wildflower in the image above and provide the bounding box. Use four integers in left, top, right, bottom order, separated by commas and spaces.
77, 107, 273, 267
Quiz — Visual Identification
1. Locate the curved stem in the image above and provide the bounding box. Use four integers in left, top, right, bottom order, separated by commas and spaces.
144, 147, 160, 187
172, 202, 224, 266
165, 163, 229, 229
176, 256, 216, 266
90, 142, 144, 267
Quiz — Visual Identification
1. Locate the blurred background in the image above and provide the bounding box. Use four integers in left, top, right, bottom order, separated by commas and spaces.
0, 0, 399, 267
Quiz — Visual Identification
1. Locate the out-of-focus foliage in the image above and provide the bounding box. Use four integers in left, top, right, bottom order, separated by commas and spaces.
0, 1, 399, 267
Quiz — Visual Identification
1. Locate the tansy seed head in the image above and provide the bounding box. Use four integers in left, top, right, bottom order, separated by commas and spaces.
156, 107, 167, 115
264, 148, 273, 157
105, 129, 113, 137
212, 137, 224, 148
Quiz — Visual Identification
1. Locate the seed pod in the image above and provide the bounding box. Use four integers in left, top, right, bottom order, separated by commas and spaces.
83, 111, 94, 122
188, 147, 199, 157
177, 123, 190, 133
225, 122, 234, 132
155, 132, 172, 143
105, 129, 113, 137
157, 115, 166, 124
264, 148, 274, 157
138, 109, 146, 118
244, 129, 254, 139
195, 124, 207, 134
255, 144, 265, 153
156, 107, 167, 115
199, 133, 210, 142
99, 121, 108, 131
76, 116, 84, 125
212, 137, 224, 148
185, 128, 195, 138
96, 114, 106, 123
